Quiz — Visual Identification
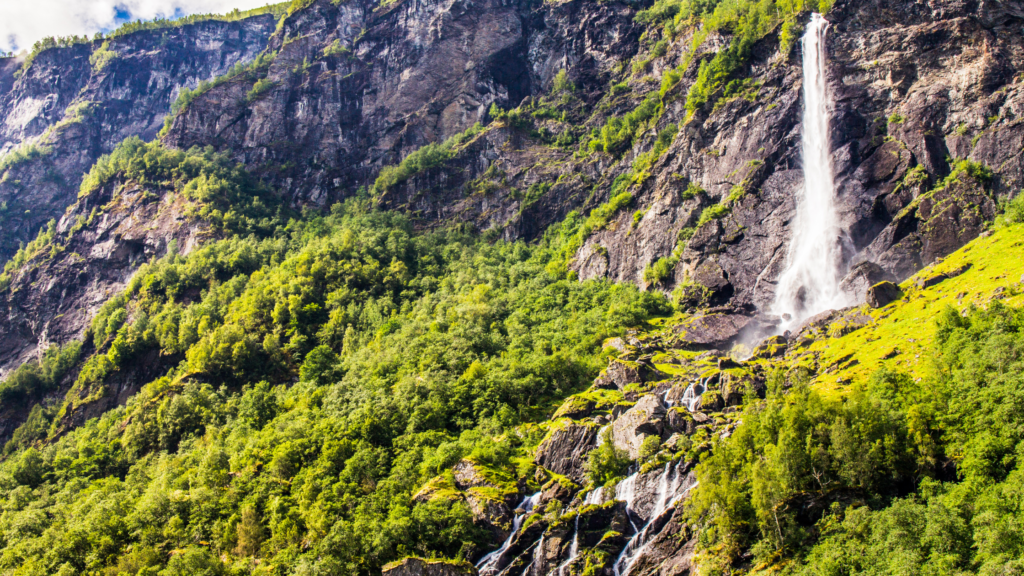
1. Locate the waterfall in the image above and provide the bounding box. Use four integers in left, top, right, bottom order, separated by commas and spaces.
611, 462, 694, 576
478, 492, 543, 575
772, 13, 850, 331
679, 377, 705, 412
614, 473, 641, 532
552, 514, 581, 576
521, 535, 545, 576
583, 486, 606, 507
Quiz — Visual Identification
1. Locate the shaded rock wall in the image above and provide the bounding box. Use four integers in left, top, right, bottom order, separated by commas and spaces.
164, 0, 645, 207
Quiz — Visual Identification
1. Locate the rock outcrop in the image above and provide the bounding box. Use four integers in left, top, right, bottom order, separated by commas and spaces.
611, 395, 665, 459
535, 421, 600, 483
383, 558, 477, 576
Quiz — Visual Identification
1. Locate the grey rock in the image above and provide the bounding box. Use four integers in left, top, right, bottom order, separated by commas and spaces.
593, 360, 641, 391
611, 395, 666, 459
916, 274, 948, 289
0, 16, 276, 261
839, 261, 896, 303
866, 281, 902, 308
534, 422, 599, 484
673, 313, 752, 349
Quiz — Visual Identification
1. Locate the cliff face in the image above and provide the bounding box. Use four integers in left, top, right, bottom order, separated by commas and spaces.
573, 0, 1024, 312
0, 15, 276, 261
163, 0, 1024, 313
164, 0, 644, 205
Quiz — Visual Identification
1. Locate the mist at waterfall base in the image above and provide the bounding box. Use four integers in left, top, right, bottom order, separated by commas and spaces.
770, 13, 853, 333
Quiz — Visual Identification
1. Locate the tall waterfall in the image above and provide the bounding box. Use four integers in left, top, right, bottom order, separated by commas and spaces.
772, 13, 849, 331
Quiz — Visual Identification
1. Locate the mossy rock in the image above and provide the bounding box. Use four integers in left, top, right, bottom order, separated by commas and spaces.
382, 557, 476, 576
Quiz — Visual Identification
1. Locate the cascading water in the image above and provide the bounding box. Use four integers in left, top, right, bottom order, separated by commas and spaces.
679, 377, 705, 412
611, 462, 694, 576
583, 486, 606, 507
522, 535, 544, 576
772, 13, 851, 331
614, 473, 641, 532
477, 492, 542, 575
552, 515, 581, 576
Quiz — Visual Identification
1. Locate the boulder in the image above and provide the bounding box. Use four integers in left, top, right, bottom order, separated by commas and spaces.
916, 273, 947, 289
611, 395, 666, 459
866, 281, 902, 308
603, 337, 628, 353
839, 261, 896, 302
692, 260, 734, 305
795, 309, 841, 336
383, 558, 476, 576
699, 392, 725, 412
534, 422, 599, 483
750, 334, 787, 359
593, 360, 641, 390
665, 407, 696, 435
673, 314, 752, 350
450, 460, 516, 538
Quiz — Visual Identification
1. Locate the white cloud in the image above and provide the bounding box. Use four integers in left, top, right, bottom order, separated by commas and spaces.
0, 0, 279, 53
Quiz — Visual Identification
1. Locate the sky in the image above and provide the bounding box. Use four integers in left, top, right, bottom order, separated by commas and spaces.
0, 0, 279, 54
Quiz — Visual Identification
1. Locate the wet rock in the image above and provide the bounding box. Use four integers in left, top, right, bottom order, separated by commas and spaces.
611, 395, 666, 459
866, 281, 902, 307
621, 510, 696, 576
383, 557, 477, 576
534, 422, 599, 484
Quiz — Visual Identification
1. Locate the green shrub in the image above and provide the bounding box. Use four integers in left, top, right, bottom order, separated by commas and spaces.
374, 123, 484, 193
638, 435, 661, 464
643, 256, 679, 286
322, 39, 349, 57
696, 203, 731, 228
247, 78, 277, 102
89, 41, 118, 72
586, 428, 632, 487
779, 18, 801, 56
681, 182, 704, 200
998, 192, 1024, 227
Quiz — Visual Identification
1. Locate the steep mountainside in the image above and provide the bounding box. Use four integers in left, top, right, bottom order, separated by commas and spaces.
0, 13, 278, 261
0, 0, 1020, 575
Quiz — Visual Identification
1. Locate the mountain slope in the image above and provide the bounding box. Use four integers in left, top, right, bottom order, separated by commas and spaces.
0, 0, 1020, 574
